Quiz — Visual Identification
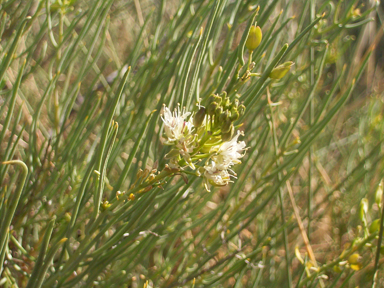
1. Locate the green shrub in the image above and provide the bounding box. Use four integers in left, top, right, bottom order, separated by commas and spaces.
1, 0, 384, 287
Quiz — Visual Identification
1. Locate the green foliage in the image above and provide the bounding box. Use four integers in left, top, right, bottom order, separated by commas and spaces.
1, 0, 384, 287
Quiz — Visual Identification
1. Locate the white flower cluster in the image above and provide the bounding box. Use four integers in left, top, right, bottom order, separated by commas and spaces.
161, 104, 246, 191
161, 104, 196, 169
204, 131, 246, 190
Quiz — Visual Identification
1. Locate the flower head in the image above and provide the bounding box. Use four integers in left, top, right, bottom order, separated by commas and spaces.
160, 102, 247, 191
210, 131, 246, 170
204, 160, 232, 191
161, 104, 197, 170
161, 104, 192, 142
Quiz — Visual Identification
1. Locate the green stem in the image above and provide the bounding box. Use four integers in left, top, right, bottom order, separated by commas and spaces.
372, 181, 384, 287
0, 160, 28, 273
299, 233, 378, 287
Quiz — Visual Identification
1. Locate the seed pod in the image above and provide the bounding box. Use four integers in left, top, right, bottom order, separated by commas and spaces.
194, 106, 206, 127
269, 61, 294, 79
246, 26, 262, 51
221, 124, 234, 141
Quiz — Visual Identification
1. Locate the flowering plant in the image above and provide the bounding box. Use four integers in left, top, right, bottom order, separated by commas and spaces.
0, 0, 380, 287
161, 94, 247, 191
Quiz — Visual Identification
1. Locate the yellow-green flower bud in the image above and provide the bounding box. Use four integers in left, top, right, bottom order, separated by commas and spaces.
238, 104, 246, 117
348, 253, 361, 265
246, 26, 262, 51
231, 99, 239, 109
101, 200, 111, 211
348, 253, 362, 271
369, 219, 381, 234
221, 124, 234, 141
219, 110, 229, 123
214, 106, 223, 120
269, 61, 294, 79
194, 107, 206, 127
64, 212, 71, 222
359, 198, 368, 223
208, 94, 222, 105
221, 119, 232, 133
333, 265, 342, 273
207, 102, 218, 116
222, 98, 231, 110
230, 109, 239, 121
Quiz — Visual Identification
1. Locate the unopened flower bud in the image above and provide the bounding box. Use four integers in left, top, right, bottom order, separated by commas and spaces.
221, 124, 234, 141
238, 104, 246, 117
224, 99, 231, 110
269, 61, 294, 79
207, 102, 218, 116
208, 94, 221, 105
369, 219, 381, 234
333, 265, 342, 273
194, 107, 206, 127
116, 190, 124, 200
231, 99, 239, 109
221, 119, 232, 133
246, 26, 262, 51
348, 253, 361, 265
359, 198, 368, 223
214, 106, 223, 120
148, 174, 156, 182
219, 110, 229, 123
64, 212, 71, 222
136, 169, 143, 179
230, 109, 239, 121
101, 200, 111, 211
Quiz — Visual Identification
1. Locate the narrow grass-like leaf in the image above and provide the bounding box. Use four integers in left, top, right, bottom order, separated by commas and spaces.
0, 160, 28, 273
25, 218, 55, 288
